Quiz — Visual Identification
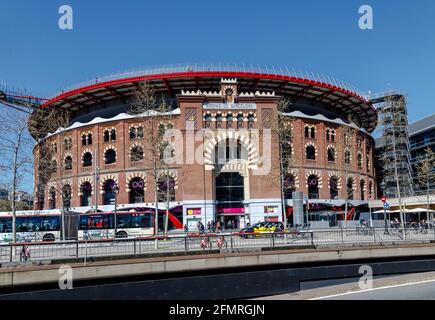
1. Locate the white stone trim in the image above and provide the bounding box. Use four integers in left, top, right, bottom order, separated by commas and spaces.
99, 174, 119, 194
203, 131, 259, 170
78, 177, 94, 196
305, 141, 318, 157
328, 171, 342, 190
126, 172, 147, 192
305, 170, 323, 189
157, 170, 178, 190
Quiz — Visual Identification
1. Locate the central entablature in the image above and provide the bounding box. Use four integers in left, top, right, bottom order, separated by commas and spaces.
203, 102, 257, 110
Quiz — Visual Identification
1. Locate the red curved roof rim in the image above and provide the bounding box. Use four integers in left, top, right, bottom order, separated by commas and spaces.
42, 71, 373, 111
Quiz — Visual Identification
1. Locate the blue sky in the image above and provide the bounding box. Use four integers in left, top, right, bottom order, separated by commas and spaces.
1, 0, 434, 192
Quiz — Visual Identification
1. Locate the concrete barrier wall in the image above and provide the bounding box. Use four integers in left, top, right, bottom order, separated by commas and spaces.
2, 243, 435, 288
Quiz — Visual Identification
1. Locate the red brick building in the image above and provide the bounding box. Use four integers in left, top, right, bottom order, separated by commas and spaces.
32, 66, 377, 229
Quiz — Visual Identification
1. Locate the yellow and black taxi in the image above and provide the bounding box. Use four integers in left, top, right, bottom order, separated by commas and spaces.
239, 221, 284, 238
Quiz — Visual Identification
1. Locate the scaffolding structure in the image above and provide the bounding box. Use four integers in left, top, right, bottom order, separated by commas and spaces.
370, 90, 414, 199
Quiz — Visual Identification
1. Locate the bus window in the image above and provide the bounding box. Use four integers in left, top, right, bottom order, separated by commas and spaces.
132, 215, 152, 228
41, 217, 60, 231
0, 218, 12, 233
117, 214, 131, 228
16, 217, 31, 232
79, 215, 113, 230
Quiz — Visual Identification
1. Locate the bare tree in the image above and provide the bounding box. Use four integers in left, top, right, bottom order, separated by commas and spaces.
128, 82, 173, 235
31, 107, 71, 239
270, 97, 294, 228
341, 122, 354, 227
0, 108, 33, 242
415, 147, 435, 221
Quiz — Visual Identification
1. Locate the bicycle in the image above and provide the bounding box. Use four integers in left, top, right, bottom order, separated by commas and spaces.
199, 236, 211, 249
216, 235, 227, 249
356, 224, 374, 236
288, 224, 310, 240
412, 223, 428, 234
19, 245, 31, 261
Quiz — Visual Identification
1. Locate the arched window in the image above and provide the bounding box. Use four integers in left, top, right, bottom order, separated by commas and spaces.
248, 114, 255, 129
62, 184, 72, 209
306, 145, 316, 160
105, 149, 116, 164
49, 187, 56, 209
345, 150, 351, 165
129, 177, 145, 203
104, 130, 110, 142
204, 114, 211, 129
226, 113, 233, 128
131, 146, 144, 162
137, 126, 144, 138
81, 182, 92, 206
237, 114, 244, 129
308, 175, 319, 199
215, 139, 246, 164
64, 137, 72, 150
326, 129, 330, 141
157, 174, 176, 202
87, 133, 92, 145
284, 174, 296, 199
331, 130, 335, 142
310, 127, 315, 139
329, 176, 339, 200
83, 152, 92, 167
216, 114, 222, 129
51, 159, 57, 174
81, 134, 87, 146
129, 127, 136, 140
347, 178, 354, 200
103, 179, 117, 205
110, 129, 116, 141
327, 147, 335, 162
64, 156, 72, 170
304, 126, 309, 138
360, 180, 366, 201
357, 153, 363, 168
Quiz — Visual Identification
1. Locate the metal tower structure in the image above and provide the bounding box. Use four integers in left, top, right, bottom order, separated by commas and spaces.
0, 81, 47, 113
370, 90, 414, 199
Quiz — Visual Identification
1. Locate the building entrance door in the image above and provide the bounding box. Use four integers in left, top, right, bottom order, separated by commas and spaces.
215, 172, 245, 230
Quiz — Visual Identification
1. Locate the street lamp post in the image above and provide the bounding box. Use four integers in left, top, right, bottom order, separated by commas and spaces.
112, 185, 119, 237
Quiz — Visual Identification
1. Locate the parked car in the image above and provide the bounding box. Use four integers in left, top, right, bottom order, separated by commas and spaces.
239, 221, 284, 238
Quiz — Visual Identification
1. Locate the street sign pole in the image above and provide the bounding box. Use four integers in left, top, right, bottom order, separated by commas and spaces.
382, 196, 388, 234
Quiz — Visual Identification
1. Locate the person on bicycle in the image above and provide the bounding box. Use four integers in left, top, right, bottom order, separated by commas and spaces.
20, 245, 30, 261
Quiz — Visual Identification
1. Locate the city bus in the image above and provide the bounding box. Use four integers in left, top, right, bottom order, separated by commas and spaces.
0, 210, 62, 243
77, 210, 154, 239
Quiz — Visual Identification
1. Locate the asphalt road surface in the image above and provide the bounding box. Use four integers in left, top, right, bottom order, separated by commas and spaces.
256, 271, 435, 300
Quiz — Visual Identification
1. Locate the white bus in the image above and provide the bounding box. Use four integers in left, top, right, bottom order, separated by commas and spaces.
0, 210, 62, 243
78, 210, 154, 239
